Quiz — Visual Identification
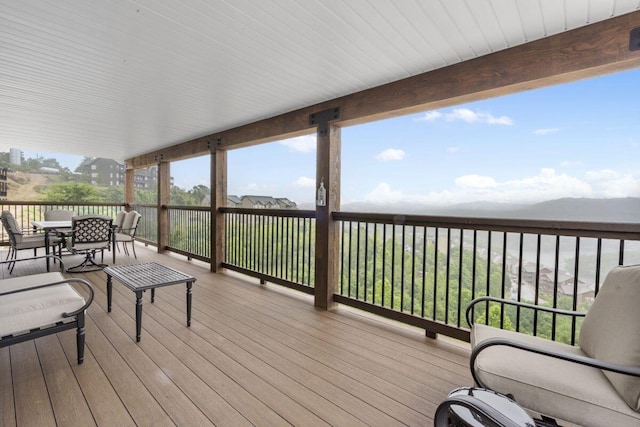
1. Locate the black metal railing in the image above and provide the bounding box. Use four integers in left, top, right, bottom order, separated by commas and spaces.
131, 204, 157, 246
220, 207, 316, 294
4, 201, 640, 345
166, 205, 210, 261
332, 212, 640, 343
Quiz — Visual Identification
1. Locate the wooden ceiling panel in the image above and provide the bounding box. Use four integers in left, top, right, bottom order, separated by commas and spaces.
0, 0, 638, 163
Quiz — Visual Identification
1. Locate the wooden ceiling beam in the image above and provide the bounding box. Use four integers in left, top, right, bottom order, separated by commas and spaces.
127, 10, 640, 169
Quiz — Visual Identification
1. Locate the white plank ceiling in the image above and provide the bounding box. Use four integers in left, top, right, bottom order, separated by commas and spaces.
1, 0, 639, 161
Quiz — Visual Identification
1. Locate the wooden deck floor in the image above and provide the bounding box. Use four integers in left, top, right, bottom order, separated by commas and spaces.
0, 245, 473, 426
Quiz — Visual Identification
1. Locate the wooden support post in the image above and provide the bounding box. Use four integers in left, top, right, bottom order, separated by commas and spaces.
210, 146, 227, 272
157, 161, 170, 253
124, 168, 135, 210
314, 110, 341, 310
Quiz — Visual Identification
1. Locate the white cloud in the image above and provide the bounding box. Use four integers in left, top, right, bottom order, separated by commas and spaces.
416, 108, 513, 125
375, 148, 405, 161
455, 175, 497, 188
449, 108, 481, 123
415, 111, 443, 121
364, 182, 405, 204
585, 169, 640, 197
486, 115, 513, 126
447, 146, 461, 153
355, 168, 640, 207
533, 128, 560, 135
242, 182, 275, 193
279, 135, 316, 153
585, 169, 619, 181
294, 176, 315, 188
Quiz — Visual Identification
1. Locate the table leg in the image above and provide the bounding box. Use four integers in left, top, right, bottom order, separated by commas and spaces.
186, 281, 193, 327
151, 288, 155, 303
44, 230, 50, 271
135, 290, 143, 342
107, 275, 113, 312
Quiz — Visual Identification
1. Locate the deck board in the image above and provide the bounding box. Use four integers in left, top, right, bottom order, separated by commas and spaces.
1, 245, 473, 426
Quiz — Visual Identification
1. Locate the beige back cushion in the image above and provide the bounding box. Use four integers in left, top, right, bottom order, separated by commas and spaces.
121, 211, 140, 236
114, 211, 126, 230
2, 211, 22, 235
44, 209, 74, 221
579, 264, 640, 411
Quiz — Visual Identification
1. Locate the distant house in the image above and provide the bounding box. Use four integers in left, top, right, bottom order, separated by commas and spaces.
40, 167, 60, 174
204, 194, 297, 209
77, 158, 158, 188
241, 195, 278, 209
514, 261, 594, 303
559, 277, 595, 305
227, 195, 242, 207
276, 197, 297, 209
133, 165, 159, 190
77, 158, 124, 187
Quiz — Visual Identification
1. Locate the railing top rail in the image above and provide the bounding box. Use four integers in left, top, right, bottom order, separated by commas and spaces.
220, 207, 315, 218
332, 211, 640, 240
1, 201, 126, 207
163, 205, 211, 212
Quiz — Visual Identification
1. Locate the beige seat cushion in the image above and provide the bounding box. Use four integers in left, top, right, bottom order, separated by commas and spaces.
472, 324, 640, 427
579, 265, 640, 411
0, 272, 86, 337
115, 232, 134, 243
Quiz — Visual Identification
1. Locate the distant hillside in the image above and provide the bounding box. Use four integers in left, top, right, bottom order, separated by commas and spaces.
510, 198, 640, 222
341, 197, 640, 223
6, 171, 57, 201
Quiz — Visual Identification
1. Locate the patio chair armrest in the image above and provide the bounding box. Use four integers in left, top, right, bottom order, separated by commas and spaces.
0, 254, 64, 271
20, 228, 46, 235
0, 278, 94, 317
470, 337, 640, 389
466, 296, 585, 327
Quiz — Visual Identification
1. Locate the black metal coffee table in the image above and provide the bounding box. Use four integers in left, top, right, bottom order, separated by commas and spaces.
104, 262, 195, 342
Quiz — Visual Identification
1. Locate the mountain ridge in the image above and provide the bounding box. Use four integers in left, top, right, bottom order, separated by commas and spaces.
338, 197, 640, 223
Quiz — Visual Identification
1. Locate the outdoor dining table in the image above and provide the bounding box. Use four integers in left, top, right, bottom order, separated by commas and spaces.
31, 220, 71, 271
31, 220, 116, 271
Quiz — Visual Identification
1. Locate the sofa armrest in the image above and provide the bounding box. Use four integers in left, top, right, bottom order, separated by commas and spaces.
0, 278, 94, 317
470, 336, 640, 389
466, 296, 585, 328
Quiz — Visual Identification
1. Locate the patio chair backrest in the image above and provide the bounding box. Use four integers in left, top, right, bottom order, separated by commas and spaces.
1, 211, 22, 236
114, 211, 126, 232
70, 215, 113, 245
120, 211, 141, 237
579, 264, 640, 411
44, 209, 75, 221
0, 212, 17, 246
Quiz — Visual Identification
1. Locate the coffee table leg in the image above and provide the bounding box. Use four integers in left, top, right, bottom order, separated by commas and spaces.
107, 275, 113, 312
135, 290, 143, 342
186, 281, 193, 327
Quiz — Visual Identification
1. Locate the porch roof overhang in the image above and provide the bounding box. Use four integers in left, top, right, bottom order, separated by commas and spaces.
2, 1, 640, 168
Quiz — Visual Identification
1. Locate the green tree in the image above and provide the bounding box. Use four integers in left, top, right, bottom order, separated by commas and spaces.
98, 185, 125, 203
189, 185, 210, 205
134, 188, 157, 204
42, 182, 101, 202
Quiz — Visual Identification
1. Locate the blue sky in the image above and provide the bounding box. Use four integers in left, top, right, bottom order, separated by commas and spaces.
25, 68, 640, 208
